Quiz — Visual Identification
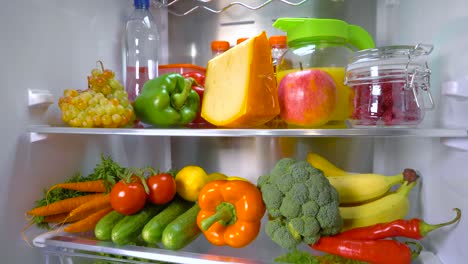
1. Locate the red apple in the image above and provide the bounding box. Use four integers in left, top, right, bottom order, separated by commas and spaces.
278, 69, 337, 127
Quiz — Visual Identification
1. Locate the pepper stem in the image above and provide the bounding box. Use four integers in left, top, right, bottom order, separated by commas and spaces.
420, 208, 462, 237
172, 78, 192, 109
405, 241, 423, 259
201, 202, 237, 231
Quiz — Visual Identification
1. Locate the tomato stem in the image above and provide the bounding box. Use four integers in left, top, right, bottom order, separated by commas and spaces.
121, 168, 150, 195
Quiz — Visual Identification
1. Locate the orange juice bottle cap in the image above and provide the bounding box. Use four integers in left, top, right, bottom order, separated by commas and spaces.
211, 41, 230, 51
269, 35, 287, 48
236, 38, 249, 45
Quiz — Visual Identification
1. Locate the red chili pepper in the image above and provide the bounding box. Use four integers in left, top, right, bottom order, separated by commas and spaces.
335, 208, 461, 240
310, 237, 421, 264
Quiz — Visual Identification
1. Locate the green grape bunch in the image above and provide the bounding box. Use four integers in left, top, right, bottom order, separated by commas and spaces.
58, 61, 135, 128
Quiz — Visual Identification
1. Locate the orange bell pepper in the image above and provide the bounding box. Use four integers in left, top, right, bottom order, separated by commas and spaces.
197, 180, 266, 248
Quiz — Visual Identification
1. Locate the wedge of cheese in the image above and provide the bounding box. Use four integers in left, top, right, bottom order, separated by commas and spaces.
201, 31, 280, 128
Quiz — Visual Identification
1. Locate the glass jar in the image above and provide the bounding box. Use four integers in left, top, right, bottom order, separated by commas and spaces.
345, 44, 434, 127
273, 18, 375, 127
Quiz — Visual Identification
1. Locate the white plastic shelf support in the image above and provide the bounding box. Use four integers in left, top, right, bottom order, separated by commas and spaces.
441, 138, 468, 152
30, 132, 48, 143
440, 79, 468, 151
28, 89, 54, 108
28, 89, 54, 142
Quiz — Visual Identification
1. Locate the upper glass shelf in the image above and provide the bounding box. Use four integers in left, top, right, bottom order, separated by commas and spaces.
28, 125, 468, 138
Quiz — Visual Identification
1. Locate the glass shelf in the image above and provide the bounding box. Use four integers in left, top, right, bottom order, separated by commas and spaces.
33, 232, 267, 264
28, 125, 468, 138
33, 231, 444, 264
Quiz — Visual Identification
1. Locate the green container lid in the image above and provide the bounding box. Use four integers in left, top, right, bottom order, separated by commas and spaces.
273, 18, 375, 50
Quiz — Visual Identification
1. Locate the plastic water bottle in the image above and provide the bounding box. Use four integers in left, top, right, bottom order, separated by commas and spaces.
123, 0, 160, 102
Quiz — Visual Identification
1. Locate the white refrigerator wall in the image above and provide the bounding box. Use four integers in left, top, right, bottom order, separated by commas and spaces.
375, 0, 468, 263
0, 1, 171, 263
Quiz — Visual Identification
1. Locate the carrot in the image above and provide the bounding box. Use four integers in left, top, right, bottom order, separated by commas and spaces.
64, 206, 113, 233
46, 180, 107, 196
43, 213, 86, 223
27, 193, 103, 216
68, 193, 110, 218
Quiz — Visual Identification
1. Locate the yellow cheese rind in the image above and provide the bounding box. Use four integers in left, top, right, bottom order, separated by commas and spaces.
201, 31, 280, 128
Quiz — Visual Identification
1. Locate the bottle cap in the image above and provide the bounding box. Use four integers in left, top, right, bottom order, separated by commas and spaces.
211, 41, 230, 51
273, 18, 375, 50
269, 35, 287, 48
236, 38, 249, 45
134, 0, 150, 9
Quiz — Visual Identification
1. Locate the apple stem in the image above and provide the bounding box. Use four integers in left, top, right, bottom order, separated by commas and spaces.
299, 62, 303, 71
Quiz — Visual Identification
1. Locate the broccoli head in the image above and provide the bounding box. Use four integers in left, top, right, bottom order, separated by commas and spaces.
258, 157, 342, 249
265, 218, 300, 250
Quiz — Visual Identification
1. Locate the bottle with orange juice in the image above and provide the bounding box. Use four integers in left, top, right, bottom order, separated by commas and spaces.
211, 40, 230, 58
273, 18, 375, 128
264, 35, 289, 129
236, 38, 249, 45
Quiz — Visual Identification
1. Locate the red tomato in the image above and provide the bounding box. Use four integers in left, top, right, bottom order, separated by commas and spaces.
147, 173, 177, 205
110, 178, 147, 215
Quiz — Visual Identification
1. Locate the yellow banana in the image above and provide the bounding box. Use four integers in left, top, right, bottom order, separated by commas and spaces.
328, 173, 404, 205
306, 152, 349, 177
339, 181, 417, 231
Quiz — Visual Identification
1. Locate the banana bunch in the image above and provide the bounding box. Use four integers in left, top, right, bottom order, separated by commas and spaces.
307, 152, 419, 231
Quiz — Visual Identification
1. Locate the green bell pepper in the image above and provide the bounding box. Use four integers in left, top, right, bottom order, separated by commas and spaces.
134, 73, 200, 127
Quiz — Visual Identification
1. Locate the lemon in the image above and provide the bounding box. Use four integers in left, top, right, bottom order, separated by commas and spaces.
227, 176, 250, 182
175, 165, 209, 202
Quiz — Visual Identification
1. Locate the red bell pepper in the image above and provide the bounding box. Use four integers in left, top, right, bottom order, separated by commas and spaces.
182, 72, 215, 128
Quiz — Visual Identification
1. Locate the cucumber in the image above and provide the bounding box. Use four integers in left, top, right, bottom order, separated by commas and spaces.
161, 203, 201, 250
142, 198, 194, 244
111, 205, 164, 245
94, 210, 125, 241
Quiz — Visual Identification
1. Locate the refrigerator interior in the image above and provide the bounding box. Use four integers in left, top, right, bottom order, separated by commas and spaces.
1, 0, 468, 263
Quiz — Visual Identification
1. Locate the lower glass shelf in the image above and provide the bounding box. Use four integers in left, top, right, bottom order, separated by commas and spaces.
33, 231, 444, 264
33, 231, 268, 264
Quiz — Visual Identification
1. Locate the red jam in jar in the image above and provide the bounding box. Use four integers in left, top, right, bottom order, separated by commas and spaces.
345, 44, 434, 127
